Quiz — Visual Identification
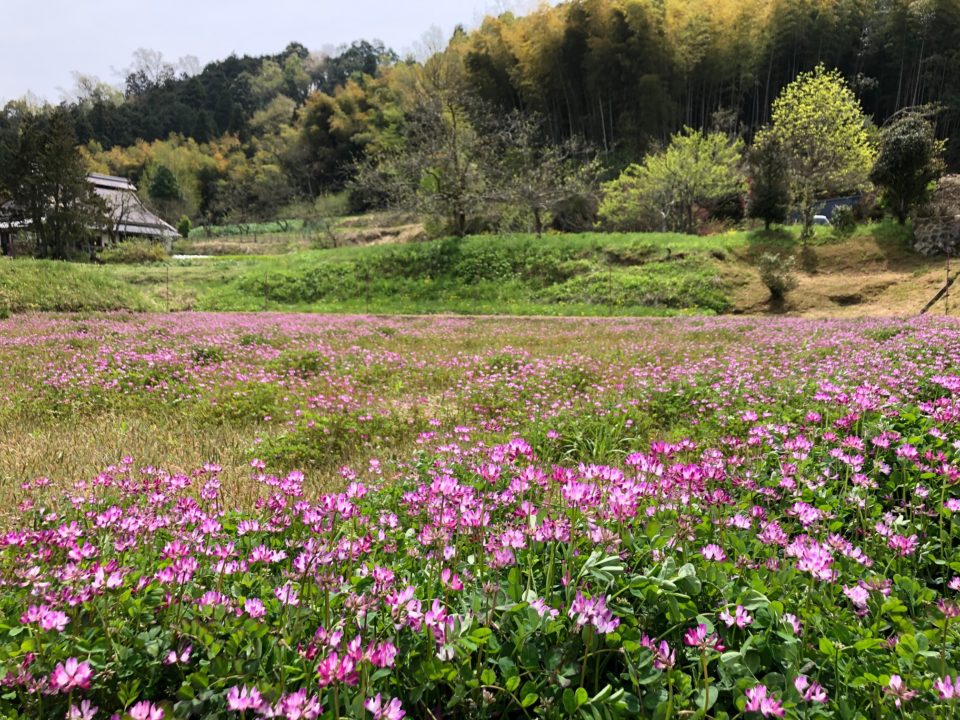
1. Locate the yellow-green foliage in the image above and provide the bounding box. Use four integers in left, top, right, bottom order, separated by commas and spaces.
0, 258, 155, 312
598, 128, 745, 234
98, 239, 170, 264
755, 65, 876, 235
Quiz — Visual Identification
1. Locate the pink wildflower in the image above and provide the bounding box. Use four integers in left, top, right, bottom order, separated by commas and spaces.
683, 624, 724, 652
244, 598, 267, 619
128, 702, 164, 720
226, 685, 264, 712
794, 675, 828, 703
744, 685, 785, 717
935, 675, 960, 700
67, 700, 98, 720
884, 675, 917, 708
273, 689, 323, 719
274, 583, 300, 606
364, 694, 406, 720
701, 544, 727, 561
50, 658, 93, 692
719, 605, 753, 629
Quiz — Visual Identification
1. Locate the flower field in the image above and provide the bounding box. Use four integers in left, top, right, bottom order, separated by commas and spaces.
2, 313, 960, 718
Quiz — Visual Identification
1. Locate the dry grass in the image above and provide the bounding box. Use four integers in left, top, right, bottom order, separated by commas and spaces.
730, 228, 955, 317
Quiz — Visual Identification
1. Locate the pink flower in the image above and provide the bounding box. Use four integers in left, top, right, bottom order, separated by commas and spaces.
939, 599, 960, 618
274, 583, 300, 606
683, 624, 724, 652
640, 636, 676, 670
128, 702, 164, 720
68, 700, 98, 720
50, 658, 93, 692
163, 644, 192, 665
40, 609, 70, 632
887, 534, 918, 556
701, 544, 726, 561
884, 675, 917, 708
719, 605, 753, 629
744, 685, 785, 717
440, 568, 463, 591
529, 598, 559, 619
794, 675, 828, 703
568, 592, 620, 634
365, 694, 406, 720
843, 584, 869, 609
935, 675, 960, 700
226, 685, 264, 712
367, 641, 398, 668
273, 689, 322, 719
244, 598, 267, 619
782, 613, 802, 635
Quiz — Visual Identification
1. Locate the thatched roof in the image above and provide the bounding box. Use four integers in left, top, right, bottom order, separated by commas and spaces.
89, 174, 179, 239
0, 174, 180, 240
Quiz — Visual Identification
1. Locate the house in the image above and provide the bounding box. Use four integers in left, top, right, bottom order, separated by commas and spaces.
0, 173, 179, 256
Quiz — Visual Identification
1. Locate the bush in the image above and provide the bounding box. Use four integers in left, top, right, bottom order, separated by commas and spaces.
756, 252, 798, 300
177, 216, 192, 238
98, 239, 169, 264
831, 206, 857, 238
551, 193, 599, 232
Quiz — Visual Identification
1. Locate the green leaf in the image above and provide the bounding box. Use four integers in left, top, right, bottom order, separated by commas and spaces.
521, 693, 538, 708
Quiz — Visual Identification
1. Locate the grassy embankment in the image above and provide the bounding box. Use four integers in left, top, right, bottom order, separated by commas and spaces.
0, 223, 924, 316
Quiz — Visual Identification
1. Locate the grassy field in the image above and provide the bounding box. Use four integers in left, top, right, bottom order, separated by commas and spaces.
4, 225, 924, 317
3, 311, 960, 718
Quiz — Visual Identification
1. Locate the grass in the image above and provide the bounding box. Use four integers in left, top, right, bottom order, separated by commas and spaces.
0, 223, 927, 317
198, 231, 746, 315
0, 258, 156, 313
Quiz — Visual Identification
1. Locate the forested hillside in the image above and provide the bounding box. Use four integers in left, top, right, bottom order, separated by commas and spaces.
3, 0, 960, 227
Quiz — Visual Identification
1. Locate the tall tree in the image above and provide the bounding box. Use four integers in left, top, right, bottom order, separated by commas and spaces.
747, 137, 790, 230
754, 65, 876, 238
0, 106, 107, 259
871, 108, 946, 224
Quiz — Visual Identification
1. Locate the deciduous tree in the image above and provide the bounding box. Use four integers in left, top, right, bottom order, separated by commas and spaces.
754, 65, 876, 238
599, 127, 745, 233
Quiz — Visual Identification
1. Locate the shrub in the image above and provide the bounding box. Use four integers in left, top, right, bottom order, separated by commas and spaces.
831, 206, 857, 238
756, 252, 798, 300
598, 128, 745, 234
551, 193, 599, 232
98, 239, 169, 264
177, 216, 192, 238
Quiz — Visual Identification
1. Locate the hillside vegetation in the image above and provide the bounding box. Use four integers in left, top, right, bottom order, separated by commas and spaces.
2, 224, 948, 318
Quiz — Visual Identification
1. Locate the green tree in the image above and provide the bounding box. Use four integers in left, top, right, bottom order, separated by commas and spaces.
149, 164, 182, 203
870, 109, 946, 224
747, 137, 790, 230
755, 65, 876, 238
148, 163, 184, 222
598, 127, 745, 234
0, 105, 108, 259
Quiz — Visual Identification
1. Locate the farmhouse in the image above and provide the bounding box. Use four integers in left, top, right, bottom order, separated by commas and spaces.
0, 173, 179, 256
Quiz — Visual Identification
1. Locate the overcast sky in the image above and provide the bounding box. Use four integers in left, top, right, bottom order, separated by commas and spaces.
0, 0, 534, 104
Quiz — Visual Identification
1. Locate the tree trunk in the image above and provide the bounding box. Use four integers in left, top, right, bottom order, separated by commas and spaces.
534, 208, 543, 238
